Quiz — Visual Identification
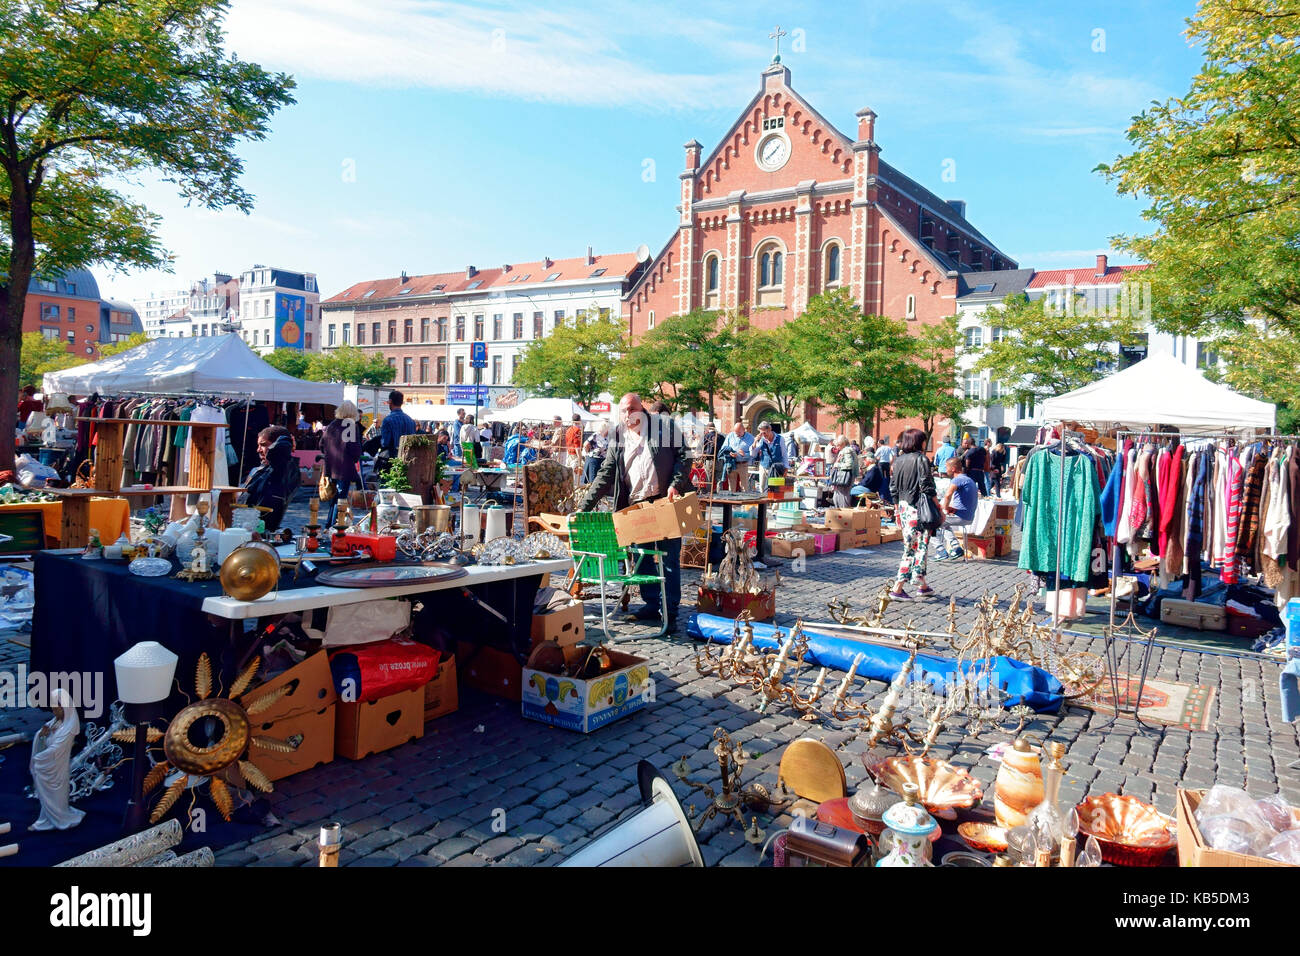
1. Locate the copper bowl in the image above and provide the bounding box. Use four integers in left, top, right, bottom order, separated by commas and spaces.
958, 821, 1010, 854
868, 756, 984, 820
1075, 793, 1177, 866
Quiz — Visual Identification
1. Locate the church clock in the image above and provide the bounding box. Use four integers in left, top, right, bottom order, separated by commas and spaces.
756, 132, 790, 172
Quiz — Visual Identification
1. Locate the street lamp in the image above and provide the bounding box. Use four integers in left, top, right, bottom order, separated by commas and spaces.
114, 641, 178, 833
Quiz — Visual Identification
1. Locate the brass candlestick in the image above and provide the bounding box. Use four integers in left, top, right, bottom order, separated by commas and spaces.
673, 728, 788, 831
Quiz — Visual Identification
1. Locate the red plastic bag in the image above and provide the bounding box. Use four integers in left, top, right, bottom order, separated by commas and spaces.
329, 637, 441, 703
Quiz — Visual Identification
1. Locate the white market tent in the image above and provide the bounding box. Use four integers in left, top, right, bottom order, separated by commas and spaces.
404, 403, 462, 423
1040, 353, 1275, 432
42, 335, 345, 405
486, 397, 599, 424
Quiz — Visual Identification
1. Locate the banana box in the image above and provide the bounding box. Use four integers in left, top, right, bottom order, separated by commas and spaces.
522, 647, 651, 733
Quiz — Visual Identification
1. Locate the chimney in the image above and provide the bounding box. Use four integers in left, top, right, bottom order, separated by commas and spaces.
1095, 254, 1107, 277
586, 246, 595, 266
400, 270, 408, 283
502, 263, 512, 273
466, 265, 477, 278
543, 257, 553, 269
684, 139, 702, 172
947, 199, 967, 220
856, 107, 877, 143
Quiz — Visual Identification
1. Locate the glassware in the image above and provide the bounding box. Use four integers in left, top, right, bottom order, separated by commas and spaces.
1024, 740, 1068, 852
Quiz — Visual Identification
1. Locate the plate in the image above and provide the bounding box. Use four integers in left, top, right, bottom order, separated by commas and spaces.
958, 821, 1010, 854
314, 562, 468, 588
129, 557, 172, 577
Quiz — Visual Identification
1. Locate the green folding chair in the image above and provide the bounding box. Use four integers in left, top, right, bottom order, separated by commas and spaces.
567, 511, 667, 640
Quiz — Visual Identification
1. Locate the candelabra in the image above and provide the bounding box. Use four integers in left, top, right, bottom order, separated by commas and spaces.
671, 728, 788, 839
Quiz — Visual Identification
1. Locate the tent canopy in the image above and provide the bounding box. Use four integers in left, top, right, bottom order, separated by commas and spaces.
486, 397, 599, 424
42, 335, 345, 405
1040, 353, 1275, 432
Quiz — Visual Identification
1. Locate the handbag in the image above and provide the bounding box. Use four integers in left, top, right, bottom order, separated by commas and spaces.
914, 494, 944, 532
318, 472, 337, 502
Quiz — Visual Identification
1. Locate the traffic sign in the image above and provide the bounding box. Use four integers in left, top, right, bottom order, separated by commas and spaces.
470, 341, 487, 368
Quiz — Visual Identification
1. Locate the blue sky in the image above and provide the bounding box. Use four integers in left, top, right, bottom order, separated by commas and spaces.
103, 0, 1205, 304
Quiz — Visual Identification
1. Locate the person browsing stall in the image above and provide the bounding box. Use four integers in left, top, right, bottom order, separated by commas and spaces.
575, 392, 692, 628
752, 421, 786, 491
242, 426, 298, 531
720, 421, 754, 493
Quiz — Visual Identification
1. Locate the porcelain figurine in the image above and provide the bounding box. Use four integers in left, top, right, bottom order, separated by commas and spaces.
994, 737, 1044, 829
877, 783, 937, 867
29, 688, 85, 831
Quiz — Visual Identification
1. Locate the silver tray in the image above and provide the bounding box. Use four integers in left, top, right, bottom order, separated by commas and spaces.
314, 562, 468, 589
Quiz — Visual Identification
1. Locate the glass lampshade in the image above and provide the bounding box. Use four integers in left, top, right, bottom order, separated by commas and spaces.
113, 641, 178, 704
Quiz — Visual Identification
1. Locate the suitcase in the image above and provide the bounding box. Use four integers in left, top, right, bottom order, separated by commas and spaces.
778, 815, 870, 867
1159, 598, 1227, 631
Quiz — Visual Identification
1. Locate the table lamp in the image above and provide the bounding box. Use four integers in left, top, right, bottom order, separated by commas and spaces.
114, 641, 178, 832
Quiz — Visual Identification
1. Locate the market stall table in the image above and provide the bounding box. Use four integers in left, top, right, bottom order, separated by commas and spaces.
0, 498, 130, 549
701, 492, 779, 563
30, 550, 571, 712
45, 485, 242, 548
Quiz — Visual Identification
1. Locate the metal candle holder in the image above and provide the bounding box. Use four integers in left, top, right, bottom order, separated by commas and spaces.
672, 728, 788, 839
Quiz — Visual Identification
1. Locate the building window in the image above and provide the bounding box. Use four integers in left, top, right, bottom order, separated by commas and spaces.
760, 249, 783, 286
403, 319, 413, 343
648, 310, 655, 329
512, 313, 523, 339
307, 304, 313, 321
455, 356, 465, 384
372, 322, 380, 343
705, 255, 719, 292
305, 332, 312, 350
755, 242, 784, 306
824, 244, 841, 287
990, 326, 1005, 343
492, 355, 502, 384
420, 317, 430, 342
67, 330, 75, 341
328, 326, 336, 347
473, 314, 484, 339
388, 320, 397, 344
436, 356, 447, 383
963, 373, 982, 402
403, 357, 413, 382
357, 324, 366, 345
40, 303, 60, 321
420, 357, 429, 383
905, 295, 916, 319
342, 324, 350, 345
1197, 342, 1219, 369
1016, 398, 1038, 421
41, 327, 59, 341
455, 315, 465, 341
552, 310, 564, 328
492, 314, 502, 339
437, 318, 448, 343
533, 312, 543, 339
989, 380, 1004, 400
512, 354, 521, 377
387, 357, 396, 379
962, 327, 983, 350
68, 306, 76, 323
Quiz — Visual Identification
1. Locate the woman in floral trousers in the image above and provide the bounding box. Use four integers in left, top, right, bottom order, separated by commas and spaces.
887, 428, 938, 600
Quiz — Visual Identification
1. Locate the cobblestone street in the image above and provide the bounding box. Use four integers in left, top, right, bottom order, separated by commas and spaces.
173, 541, 1297, 867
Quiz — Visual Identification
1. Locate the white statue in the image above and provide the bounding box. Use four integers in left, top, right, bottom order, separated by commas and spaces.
29, 688, 85, 831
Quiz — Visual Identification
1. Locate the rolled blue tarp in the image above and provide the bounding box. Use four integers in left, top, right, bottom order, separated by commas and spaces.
685, 612, 1063, 713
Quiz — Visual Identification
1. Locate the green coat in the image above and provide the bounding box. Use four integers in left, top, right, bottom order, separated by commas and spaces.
1017, 449, 1100, 582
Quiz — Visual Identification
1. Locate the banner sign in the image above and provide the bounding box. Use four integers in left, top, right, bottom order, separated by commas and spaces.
274, 293, 306, 349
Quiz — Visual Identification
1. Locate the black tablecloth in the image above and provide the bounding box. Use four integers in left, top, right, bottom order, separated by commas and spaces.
30, 553, 546, 711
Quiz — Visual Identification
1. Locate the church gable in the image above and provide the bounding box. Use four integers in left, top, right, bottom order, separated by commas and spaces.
696, 66, 855, 200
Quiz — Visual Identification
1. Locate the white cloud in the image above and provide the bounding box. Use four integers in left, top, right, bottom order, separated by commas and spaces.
222, 0, 748, 110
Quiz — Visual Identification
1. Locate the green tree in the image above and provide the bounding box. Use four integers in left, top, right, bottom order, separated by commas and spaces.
898, 315, 966, 442
263, 347, 312, 379
97, 331, 151, 359
20, 331, 86, 387
512, 307, 624, 408
790, 289, 922, 437
1097, 0, 1300, 336
614, 309, 739, 416
972, 292, 1144, 405
733, 323, 813, 425
1205, 324, 1300, 432
307, 346, 392, 386
0, 0, 295, 470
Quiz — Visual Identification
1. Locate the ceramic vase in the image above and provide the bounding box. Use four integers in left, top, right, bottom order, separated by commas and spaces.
994, 738, 1044, 829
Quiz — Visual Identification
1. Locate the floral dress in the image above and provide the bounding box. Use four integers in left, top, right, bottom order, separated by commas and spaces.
894, 499, 932, 585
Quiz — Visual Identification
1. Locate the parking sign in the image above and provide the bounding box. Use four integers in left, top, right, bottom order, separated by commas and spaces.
470, 341, 487, 368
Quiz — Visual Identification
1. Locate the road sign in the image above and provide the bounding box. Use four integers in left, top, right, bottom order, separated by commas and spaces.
448, 385, 490, 404
470, 341, 487, 368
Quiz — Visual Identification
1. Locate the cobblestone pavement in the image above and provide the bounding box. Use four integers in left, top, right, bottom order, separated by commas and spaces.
3, 513, 1296, 866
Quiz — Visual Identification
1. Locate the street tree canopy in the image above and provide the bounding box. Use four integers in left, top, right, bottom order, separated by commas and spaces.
512, 307, 624, 409
97, 331, 151, 359
0, 0, 295, 470
307, 346, 392, 386
615, 309, 740, 415
20, 331, 85, 387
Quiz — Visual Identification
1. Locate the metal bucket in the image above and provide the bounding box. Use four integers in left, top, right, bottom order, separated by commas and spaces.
413, 504, 450, 534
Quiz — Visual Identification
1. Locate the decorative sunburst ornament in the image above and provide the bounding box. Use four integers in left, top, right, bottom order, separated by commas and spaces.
113, 653, 293, 823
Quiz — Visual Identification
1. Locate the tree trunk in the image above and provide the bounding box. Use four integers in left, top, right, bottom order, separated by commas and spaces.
1, 181, 37, 476
398, 434, 441, 504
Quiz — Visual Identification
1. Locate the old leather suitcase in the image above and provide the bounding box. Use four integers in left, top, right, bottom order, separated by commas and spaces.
1159, 598, 1227, 631
781, 815, 870, 867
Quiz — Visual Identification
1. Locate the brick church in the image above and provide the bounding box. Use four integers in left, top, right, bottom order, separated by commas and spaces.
623, 51, 1017, 442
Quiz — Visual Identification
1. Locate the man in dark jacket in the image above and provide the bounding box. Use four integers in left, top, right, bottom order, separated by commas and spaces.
577, 392, 692, 625
242, 426, 297, 531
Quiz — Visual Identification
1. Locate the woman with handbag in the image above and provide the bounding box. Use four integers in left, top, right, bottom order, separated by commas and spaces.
827, 436, 858, 508
321, 400, 362, 528
887, 427, 940, 600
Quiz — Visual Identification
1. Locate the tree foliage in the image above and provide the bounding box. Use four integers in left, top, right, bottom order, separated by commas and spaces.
512, 307, 624, 408
1097, 0, 1300, 335
20, 331, 86, 387
263, 347, 313, 380
1206, 323, 1300, 433
97, 331, 151, 359
789, 289, 922, 437
614, 309, 739, 415
0, 0, 295, 470
733, 323, 812, 424
897, 315, 965, 442
972, 292, 1144, 404
306, 346, 393, 386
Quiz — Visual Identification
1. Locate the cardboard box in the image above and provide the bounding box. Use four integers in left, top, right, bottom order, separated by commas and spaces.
612, 491, 704, 546
838, 531, 873, 550
335, 685, 425, 760
879, 527, 903, 544
251, 704, 335, 782
696, 586, 776, 621
249, 650, 338, 724
995, 532, 1012, 557
522, 646, 651, 733
423, 654, 458, 722
825, 508, 857, 531
1176, 788, 1295, 867
809, 531, 837, 554
966, 535, 996, 559
530, 600, 585, 648
1161, 599, 1227, 632
457, 642, 524, 700
769, 534, 814, 558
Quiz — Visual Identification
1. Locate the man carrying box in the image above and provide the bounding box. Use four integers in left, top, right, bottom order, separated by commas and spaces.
576, 392, 693, 628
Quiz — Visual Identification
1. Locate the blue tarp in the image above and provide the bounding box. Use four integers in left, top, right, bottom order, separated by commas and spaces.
685, 613, 1063, 713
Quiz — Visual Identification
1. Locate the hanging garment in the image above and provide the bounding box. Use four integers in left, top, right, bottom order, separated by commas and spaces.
1238, 446, 1269, 572
1156, 445, 1184, 558
1221, 450, 1245, 585
183, 403, 231, 488
1100, 449, 1126, 537
1018, 446, 1102, 583
1117, 447, 1139, 546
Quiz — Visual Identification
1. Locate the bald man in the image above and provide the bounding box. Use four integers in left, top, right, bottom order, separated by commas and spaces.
576, 392, 693, 628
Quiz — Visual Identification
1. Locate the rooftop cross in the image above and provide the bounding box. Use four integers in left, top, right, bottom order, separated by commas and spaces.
769, 25, 787, 63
